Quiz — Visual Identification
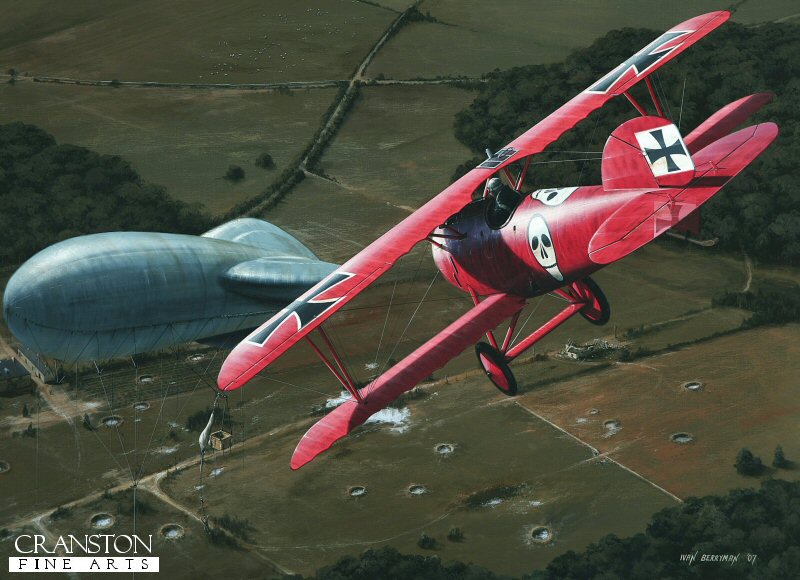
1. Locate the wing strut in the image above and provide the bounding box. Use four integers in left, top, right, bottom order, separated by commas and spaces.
306, 327, 364, 403
645, 77, 666, 117
468, 287, 500, 350
624, 91, 648, 116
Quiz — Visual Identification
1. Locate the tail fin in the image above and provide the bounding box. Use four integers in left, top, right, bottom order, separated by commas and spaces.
590, 122, 778, 265
602, 116, 694, 190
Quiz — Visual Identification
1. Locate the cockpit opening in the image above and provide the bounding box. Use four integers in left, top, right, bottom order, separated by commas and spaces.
485, 177, 524, 229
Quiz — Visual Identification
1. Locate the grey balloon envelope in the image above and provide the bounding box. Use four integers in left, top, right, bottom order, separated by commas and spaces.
3, 219, 337, 363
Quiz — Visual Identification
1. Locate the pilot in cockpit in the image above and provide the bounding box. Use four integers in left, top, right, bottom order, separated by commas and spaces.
485, 176, 523, 229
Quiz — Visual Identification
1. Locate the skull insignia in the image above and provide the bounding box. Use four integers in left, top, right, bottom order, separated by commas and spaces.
531, 187, 578, 207
527, 214, 563, 281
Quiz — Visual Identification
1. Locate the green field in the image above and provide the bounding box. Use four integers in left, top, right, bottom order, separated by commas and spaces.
162, 374, 677, 576
0, 487, 277, 577
0, 0, 394, 84
0, 82, 337, 214
367, 0, 798, 79
0, 1, 798, 576
517, 324, 800, 499
315, 85, 475, 208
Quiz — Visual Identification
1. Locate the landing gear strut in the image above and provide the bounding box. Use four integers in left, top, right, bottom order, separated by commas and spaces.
562, 276, 611, 326
474, 276, 611, 395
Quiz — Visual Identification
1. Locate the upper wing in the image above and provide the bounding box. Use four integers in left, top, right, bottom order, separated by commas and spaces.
291, 292, 526, 469
501, 11, 730, 161
218, 11, 730, 391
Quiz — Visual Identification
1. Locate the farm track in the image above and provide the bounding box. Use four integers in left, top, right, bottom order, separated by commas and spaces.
0, 1, 479, 220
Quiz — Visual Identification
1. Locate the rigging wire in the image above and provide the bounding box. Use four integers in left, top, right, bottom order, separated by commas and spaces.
197, 391, 222, 528
379, 270, 440, 377
95, 367, 135, 482
678, 75, 687, 131
529, 157, 602, 165
654, 71, 674, 121
540, 150, 603, 155
510, 295, 545, 347
373, 279, 399, 366
263, 375, 337, 398
577, 114, 603, 185
133, 353, 179, 481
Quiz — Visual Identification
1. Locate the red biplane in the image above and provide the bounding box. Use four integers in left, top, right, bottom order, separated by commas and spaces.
217, 11, 778, 469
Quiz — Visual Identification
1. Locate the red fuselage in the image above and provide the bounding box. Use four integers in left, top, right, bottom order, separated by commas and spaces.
432, 186, 642, 297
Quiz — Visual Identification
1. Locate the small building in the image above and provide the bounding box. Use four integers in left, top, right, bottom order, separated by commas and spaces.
561, 339, 621, 360
210, 430, 232, 452
16, 346, 56, 384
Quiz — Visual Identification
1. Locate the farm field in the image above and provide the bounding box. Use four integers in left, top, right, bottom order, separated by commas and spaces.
316, 85, 475, 208
0, 1, 798, 577
367, 0, 797, 80
0, 82, 337, 215
0, 0, 395, 84
0, 487, 277, 577
517, 324, 800, 499
162, 373, 677, 576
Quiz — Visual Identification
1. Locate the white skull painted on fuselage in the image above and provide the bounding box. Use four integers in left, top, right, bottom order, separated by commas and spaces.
531, 186, 578, 206
527, 214, 563, 281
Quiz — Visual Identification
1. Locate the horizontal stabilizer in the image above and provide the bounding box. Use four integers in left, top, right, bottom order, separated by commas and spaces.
290, 293, 526, 469
602, 116, 694, 190
222, 257, 338, 302
589, 122, 778, 264
684, 93, 773, 154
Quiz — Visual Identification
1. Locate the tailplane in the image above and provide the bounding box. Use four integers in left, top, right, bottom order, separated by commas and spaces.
602, 116, 695, 190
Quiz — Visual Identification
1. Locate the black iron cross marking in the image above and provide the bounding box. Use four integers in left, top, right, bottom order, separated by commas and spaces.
478, 147, 519, 169
644, 128, 686, 172
587, 30, 689, 94
248, 272, 355, 346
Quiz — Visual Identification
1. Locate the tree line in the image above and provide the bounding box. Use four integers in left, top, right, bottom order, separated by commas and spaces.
0, 122, 214, 266
452, 22, 800, 264
306, 479, 800, 579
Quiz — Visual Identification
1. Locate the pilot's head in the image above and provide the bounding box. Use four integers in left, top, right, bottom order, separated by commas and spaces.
487, 177, 503, 196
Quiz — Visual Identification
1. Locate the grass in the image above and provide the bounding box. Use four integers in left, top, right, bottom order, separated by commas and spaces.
0, 82, 338, 214
315, 84, 475, 208
0, 488, 273, 577
0, 0, 395, 84
0, 2, 798, 576
367, 0, 799, 79
161, 386, 676, 576
517, 323, 800, 500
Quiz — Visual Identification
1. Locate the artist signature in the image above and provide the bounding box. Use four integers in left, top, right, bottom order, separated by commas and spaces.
680, 551, 757, 566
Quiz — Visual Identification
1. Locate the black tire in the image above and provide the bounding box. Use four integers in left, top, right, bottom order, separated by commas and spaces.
475, 342, 518, 396
578, 276, 611, 326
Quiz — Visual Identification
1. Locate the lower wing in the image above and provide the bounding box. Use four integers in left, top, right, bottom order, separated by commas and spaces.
291, 292, 526, 469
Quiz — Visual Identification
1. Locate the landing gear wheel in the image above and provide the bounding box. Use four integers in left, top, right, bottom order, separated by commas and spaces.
575, 276, 611, 326
475, 342, 517, 396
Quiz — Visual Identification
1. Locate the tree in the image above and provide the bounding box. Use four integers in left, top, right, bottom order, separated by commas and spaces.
254, 152, 275, 169
0, 122, 215, 267
773, 445, 789, 469
224, 164, 245, 182
735, 447, 764, 476
417, 533, 436, 550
